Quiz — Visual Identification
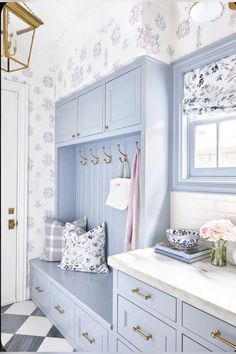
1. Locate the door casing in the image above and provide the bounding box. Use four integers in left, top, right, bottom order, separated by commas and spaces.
1, 78, 28, 304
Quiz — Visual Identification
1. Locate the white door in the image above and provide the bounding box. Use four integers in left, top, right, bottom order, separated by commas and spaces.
1, 88, 18, 306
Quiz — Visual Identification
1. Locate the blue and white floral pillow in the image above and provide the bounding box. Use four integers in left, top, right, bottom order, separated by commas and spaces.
59, 222, 109, 273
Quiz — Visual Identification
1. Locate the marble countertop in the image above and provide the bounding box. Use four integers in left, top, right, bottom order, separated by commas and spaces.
108, 248, 236, 326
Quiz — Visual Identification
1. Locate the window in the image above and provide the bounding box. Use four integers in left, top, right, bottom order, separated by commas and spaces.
172, 39, 236, 193
189, 115, 236, 177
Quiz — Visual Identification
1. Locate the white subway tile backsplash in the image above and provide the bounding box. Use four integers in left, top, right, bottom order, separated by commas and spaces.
216, 201, 236, 214
171, 192, 236, 230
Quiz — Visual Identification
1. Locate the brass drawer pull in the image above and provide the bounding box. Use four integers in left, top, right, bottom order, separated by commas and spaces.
131, 287, 151, 300
82, 331, 95, 344
211, 330, 236, 350
35, 286, 43, 293
132, 325, 152, 341
54, 305, 64, 314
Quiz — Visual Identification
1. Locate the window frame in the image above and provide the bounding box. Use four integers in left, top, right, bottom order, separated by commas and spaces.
172, 33, 236, 194
188, 116, 236, 178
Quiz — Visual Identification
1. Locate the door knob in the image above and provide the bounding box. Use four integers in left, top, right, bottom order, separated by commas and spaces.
8, 219, 15, 230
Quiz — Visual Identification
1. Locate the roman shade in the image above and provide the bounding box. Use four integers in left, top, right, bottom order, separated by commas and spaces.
182, 53, 236, 115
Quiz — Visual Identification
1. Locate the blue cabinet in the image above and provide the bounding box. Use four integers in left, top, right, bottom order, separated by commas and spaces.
56, 98, 77, 143
74, 305, 108, 352
78, 86, 104, 137
105, 68, 141, 131
50, 283, 74, 340
117, 295, 176, 352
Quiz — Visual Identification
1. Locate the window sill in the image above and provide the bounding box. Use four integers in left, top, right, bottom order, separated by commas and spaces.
172, 176, 236, 194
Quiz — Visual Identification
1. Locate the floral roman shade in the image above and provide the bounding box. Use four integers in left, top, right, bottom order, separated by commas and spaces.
182, 53, 236, 115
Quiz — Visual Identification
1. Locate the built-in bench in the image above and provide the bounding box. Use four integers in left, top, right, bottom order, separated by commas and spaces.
30, 259, 113, 352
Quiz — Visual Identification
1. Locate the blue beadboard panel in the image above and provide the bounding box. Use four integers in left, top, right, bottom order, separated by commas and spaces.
76, 133, 141, 256
57, 145, 77, 222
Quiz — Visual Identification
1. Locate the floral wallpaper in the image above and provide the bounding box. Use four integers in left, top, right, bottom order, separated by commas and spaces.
173, 2, 236, 60
2, 0, 236, 291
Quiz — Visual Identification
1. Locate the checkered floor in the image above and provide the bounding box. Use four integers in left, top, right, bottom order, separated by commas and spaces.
1, 300, 74, 352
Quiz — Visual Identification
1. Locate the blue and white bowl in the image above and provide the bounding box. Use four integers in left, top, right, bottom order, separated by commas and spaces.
166, 228, 200, 250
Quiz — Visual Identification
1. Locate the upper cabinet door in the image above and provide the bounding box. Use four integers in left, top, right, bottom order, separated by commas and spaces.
105, 68, 141, 131
77, 86, 103, 138
56, 99, 77, 143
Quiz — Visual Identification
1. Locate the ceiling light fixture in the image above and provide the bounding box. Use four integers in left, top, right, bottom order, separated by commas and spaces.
228, 2, 236, 10
189, 2, 223, 23
1, 2, 43, 72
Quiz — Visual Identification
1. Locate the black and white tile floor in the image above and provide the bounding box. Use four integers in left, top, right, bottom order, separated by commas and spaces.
1, 300, 74, 352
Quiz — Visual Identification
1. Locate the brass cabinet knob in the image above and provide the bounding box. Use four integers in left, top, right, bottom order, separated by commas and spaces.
105, 125, 108, 130
131, 287, 151, 300
211, 330, 236, 350
77, 133, 80, 137
132, 325, 152, 341
72, 134, 75, 138
35, 286, 43, 293
82, 332, 95, 344
54, 305, 64, 314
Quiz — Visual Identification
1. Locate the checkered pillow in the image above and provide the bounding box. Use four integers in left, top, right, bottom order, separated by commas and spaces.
41, 216, 87, 261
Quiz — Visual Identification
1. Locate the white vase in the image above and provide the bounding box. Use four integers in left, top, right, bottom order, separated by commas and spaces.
227, 241, 236, 266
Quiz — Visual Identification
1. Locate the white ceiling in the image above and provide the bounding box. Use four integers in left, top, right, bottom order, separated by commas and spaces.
27, 0, 97, 52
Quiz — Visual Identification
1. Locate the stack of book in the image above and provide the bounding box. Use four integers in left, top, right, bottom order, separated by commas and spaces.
154, 241, 211, 263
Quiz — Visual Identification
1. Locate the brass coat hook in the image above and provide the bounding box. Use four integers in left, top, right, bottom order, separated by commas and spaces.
136, 141, 140, 151
79, 150, 88, 165
90, 148, 99, 165
102, 146, 112, 164
117, 144, 128, 163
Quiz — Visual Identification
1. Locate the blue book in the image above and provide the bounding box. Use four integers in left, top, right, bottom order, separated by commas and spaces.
155, 248, 210, 263
155, 241, 211, 260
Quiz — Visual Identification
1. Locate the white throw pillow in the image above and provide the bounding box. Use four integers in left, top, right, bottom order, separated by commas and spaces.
59, 222, 109, 273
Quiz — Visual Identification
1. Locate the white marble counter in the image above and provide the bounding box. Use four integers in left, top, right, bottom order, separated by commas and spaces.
108, 248, 236, 326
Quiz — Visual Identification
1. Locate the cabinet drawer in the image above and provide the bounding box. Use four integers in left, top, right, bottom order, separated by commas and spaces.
182, 335, 211, 352
117, 339, 138, 352
118, 271, 176, 321
50, 284, 74, 340
183, 302, 236, 352
31, 267, 50, 313
74, 305, 108, 352
118, 296, 176, 352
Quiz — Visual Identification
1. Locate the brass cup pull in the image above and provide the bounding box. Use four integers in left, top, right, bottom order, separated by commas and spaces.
105, 125, 108, 130
211, 330, 236, 350
132, 325, 152, 341
131, 287, 151, 300
35, 286, 43, 293
54, 305, 64, 314
82, 332, 95, 344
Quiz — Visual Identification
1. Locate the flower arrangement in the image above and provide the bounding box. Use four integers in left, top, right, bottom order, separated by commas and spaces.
199, 219, 236, 242
199, 219, 236, 266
